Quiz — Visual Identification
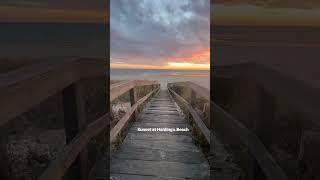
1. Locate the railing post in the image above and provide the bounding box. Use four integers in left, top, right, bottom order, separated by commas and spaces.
62, 80, 88, 180
257, 88, 275, 150
190, 89, 196, 108
130, 87, 137, 119
186, 88, 196, 121
253, 88, 275, 180
75, 81, 88, 180
0, 137, 9, 179
151, 84, 154, 96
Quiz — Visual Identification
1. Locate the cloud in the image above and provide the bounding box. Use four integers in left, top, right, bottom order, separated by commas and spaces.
213, 0, 320, 9
110, 0, 210, 67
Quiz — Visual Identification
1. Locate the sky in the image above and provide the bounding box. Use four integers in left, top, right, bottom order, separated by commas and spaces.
110, 0, 210, 70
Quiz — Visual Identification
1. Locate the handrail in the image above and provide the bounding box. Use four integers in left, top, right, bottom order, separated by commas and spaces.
168, 81, 209, 101
110, 80, 158, 102
0, 58, 107, 126
0, 58, 107, 180
168, 85, 210, 143
214, 62, 320, 126
212, 102, 288, 180
39, 113, 110, 180
168, 81, 288, 180
110, 87, 160, 143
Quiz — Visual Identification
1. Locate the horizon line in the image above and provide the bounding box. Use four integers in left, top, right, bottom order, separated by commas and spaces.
110, 67, 210, 71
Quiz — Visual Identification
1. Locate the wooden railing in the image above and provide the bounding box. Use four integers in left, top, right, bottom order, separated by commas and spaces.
167, 82, 210, 143
214, 62, 320, 127
167, 81, 288, 180
0, 58, 108, 180
110, 80, 160, 144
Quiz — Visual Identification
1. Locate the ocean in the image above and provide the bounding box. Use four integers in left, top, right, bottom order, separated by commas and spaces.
110, 69, 210, 89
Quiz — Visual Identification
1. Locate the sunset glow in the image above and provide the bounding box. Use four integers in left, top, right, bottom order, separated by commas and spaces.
111, 48, 210, 70
111, 62, 210, 70
110, 63, 163, 69
167, 62, 209, 70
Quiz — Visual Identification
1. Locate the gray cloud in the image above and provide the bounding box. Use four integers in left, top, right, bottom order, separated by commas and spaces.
110, 0, 210, 65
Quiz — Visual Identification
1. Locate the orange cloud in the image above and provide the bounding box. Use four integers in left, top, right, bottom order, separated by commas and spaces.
167, 48, 210, 64
111, 63, 163, 69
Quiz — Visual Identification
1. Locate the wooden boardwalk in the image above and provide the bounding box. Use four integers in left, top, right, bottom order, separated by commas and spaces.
1, 60, 289, 180
108, 90, 209, 179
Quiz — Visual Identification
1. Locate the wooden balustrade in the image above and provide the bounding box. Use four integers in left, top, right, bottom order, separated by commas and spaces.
0, 58, 108, 180
167, 82, 210, 143
110, 80, 159, 102
0, 59, 298, 180
167, 81, 288, 180
214, 62, 320, 127
110, 80, 160, 144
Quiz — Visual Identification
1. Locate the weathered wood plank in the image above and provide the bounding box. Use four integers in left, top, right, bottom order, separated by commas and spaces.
147, 107, 177, 109
124, 133, 193, 143
113, 148, 206, 164
120, 139, 199, 152
132, 122, 189, 128
136, 119, 186, 124
149, 104, 176, 106
128, 129, 191, 136
109, 173, 186, 180
143, 111, 180, 116
138, 114, 181, 119
110, 159, 209, 179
